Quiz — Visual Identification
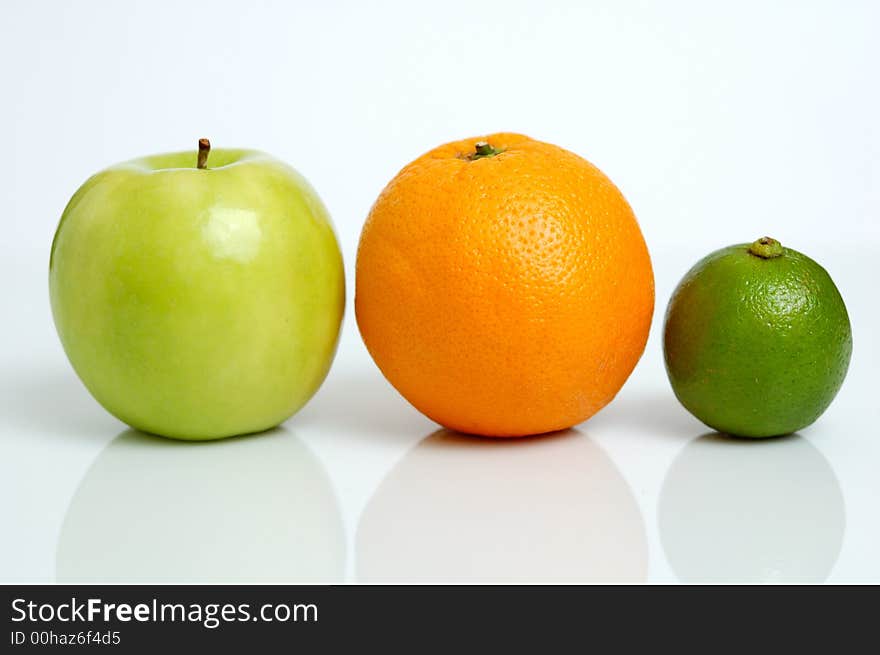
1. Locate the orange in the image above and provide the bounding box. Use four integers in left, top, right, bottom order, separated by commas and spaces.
355, 133, 654, 436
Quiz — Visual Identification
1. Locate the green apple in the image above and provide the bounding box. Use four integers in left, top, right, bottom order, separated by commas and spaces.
49, 140, 345, 440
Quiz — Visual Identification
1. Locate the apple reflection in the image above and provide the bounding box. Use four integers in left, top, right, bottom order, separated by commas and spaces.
357, 429, 648, 583
57, 428, 344, 583
659, 433, 845, 583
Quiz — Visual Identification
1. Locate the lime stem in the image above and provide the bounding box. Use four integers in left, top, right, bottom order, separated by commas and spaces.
748, 236, 784, 259
197, 138, 211, 169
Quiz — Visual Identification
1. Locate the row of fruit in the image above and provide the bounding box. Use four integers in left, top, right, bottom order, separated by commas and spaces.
48, 134, 851, 441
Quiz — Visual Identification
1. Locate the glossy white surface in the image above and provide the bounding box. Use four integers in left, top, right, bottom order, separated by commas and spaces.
2, 244, 876, 584
1, 1, 878, 584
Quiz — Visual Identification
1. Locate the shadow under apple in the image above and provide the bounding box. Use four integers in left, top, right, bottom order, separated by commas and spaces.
56, 427, 345, 583
659, 433, 845, 583
0, 368, 121, 442
297, 367, 433, 441
356, 428, 648, 583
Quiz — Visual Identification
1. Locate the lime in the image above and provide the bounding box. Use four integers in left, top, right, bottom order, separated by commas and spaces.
663, 237, 852, 438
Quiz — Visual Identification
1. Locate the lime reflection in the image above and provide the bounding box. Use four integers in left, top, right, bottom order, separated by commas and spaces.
659, 433, 845, 583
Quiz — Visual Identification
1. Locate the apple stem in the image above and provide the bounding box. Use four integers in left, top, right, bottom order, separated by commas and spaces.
197, 138, 211, 169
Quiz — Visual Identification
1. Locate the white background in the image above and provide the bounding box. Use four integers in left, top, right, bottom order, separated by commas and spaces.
1, 0, 878, 583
